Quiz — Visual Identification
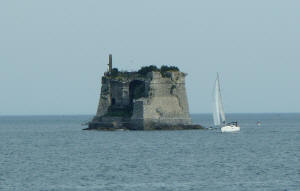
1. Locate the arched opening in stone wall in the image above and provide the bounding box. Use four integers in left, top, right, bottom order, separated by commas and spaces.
129, 80, 145, 106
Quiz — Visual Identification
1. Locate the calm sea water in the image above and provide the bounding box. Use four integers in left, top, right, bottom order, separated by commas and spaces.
0, 114, 299, 191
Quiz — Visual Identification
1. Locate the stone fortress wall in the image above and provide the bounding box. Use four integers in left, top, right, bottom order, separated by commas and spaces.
130, 71, 192, 129
89, 55, 196, 130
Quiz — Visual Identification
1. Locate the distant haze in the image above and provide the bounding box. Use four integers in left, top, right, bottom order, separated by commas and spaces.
1, 0, 299, 115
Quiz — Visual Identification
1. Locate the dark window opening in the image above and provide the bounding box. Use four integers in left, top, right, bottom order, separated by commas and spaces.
129, 80, 145, 106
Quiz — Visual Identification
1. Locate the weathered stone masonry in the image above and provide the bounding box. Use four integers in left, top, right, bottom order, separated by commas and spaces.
88, 55, 202, 130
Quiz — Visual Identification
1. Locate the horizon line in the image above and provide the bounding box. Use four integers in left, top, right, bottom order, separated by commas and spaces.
0, 112, 300, 117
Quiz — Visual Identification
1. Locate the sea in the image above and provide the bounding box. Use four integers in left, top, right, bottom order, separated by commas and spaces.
0, 113, 299, 191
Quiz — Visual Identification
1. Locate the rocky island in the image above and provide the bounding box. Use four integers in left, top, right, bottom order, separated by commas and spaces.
85, 55, 203, 130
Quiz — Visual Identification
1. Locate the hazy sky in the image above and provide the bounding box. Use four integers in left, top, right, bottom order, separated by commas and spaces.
1, 0, 300, 115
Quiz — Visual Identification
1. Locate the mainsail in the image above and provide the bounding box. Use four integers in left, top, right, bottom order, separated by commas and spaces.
213, 74, 226, 126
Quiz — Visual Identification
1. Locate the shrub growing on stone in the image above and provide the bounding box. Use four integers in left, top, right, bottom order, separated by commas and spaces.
138, 65, 159, 76
110, 68, 119, 77
160, 65, 179, 77
138, 65, 180, 77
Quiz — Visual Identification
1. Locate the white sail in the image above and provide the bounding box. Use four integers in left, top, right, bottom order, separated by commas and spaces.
213, 74, 226, 126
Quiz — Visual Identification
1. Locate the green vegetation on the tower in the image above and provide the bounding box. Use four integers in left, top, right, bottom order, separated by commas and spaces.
137, 65, 180, 77
108, 65, 180, 79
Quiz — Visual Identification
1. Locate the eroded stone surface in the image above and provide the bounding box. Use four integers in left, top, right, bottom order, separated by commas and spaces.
88, 57, 201, 130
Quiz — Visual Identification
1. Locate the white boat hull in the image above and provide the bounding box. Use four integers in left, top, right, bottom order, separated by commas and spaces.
221, 125, 240, 132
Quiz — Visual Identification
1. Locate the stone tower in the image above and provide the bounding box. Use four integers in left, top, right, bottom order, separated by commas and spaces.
88, 56, 202, 130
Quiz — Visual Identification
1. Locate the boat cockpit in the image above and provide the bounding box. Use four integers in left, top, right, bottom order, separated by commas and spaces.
227, 122, 238, 127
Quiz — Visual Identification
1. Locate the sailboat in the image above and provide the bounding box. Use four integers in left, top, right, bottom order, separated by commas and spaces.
213, 74, 240, 133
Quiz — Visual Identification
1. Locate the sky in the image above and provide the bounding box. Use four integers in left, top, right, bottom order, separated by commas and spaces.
0, 0, 300, 115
